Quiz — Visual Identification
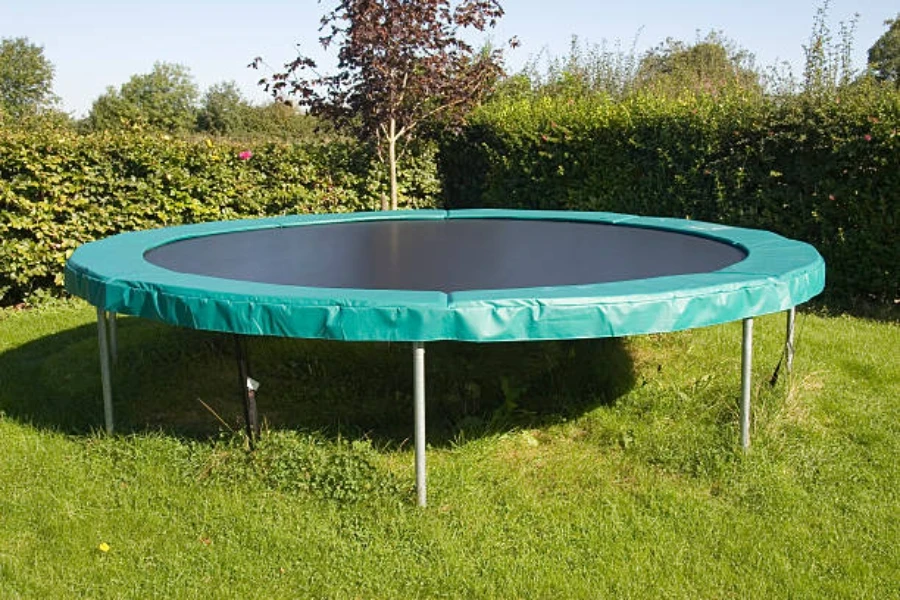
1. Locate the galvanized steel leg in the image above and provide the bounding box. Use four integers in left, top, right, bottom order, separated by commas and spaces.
413, 342, 427, 507
741, 318, 754, 450
785, 307, 796, 374
108, 311, 118, 365
97, 307, 114, 434
234, 335, 260, 448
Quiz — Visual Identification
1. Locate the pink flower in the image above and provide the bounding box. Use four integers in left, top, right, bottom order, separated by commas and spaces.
863, 134, 872, 142
238, 150, 253, 161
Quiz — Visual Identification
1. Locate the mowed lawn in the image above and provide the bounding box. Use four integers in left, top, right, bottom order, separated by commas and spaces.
0, 300, 897, 598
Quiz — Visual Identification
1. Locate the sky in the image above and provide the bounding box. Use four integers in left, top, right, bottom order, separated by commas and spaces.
1, 0, 897, 118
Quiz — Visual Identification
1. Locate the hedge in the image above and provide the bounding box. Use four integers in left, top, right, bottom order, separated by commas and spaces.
0, 128, 439, 305
440, 84, 900, 306
3, 86, 898, 308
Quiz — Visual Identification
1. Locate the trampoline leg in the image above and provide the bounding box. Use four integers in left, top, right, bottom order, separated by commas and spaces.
785, 307, 796, 374
97, 307, 114, 434
108, 311, 118, 365
234, 335, 260, 447
741, 318, 754, 451
413, 342, 427, 507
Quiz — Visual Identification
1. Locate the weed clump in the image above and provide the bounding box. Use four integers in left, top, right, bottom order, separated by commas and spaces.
195, 431, 401, 503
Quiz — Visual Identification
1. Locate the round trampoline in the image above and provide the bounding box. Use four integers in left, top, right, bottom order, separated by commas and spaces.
65, 209, 825, 505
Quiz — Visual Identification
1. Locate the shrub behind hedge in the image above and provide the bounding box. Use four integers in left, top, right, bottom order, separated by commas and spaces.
440, 84, 900, 306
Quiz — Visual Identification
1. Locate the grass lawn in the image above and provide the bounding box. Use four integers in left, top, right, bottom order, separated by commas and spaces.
0, 300, 897, 598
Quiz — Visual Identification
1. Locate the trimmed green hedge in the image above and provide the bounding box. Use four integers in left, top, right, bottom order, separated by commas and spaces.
0, 129, 438, 305
3, 86, 898, 308
440, 85, 900, 306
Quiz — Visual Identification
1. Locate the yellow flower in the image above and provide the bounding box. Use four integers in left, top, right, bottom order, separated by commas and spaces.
98, 542, 110, 553
205, 139, 213, 148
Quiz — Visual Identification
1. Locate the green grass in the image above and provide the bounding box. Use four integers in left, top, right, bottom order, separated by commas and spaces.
1, 300, 897, 598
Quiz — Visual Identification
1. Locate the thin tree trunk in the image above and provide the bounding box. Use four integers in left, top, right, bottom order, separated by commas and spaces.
389, 117, 398, 211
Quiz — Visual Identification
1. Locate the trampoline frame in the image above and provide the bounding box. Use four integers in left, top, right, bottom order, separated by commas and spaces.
94, 306, 797, 505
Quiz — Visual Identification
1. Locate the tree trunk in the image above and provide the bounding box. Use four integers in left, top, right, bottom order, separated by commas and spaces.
388, 117, 399, 211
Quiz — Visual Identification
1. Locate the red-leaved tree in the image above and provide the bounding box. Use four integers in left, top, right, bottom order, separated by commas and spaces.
252, 0, 514, 210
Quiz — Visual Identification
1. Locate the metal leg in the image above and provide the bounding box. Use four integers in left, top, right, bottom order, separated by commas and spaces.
785, 307, 796, 374
413, 342, 427, 507
97, 307, 114, 434
234, 335, 260, 447
107, 311, 118, 365
741, 318, 754, 450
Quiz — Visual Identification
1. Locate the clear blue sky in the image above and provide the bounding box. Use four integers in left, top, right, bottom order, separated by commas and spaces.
2, 0, 897, 117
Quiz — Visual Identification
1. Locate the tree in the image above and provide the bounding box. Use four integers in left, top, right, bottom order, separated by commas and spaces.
197, 81, 249, 135
516, 34, 642, 100
253, 0, 513, 210
868, 14, 900, 86
0, 37, 57, 118
801, 0, 857, 95
86, 62, 199, 132
635, 32, 760, 97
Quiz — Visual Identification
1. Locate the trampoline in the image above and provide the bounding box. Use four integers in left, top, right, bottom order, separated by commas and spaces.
65, 209, 825, 506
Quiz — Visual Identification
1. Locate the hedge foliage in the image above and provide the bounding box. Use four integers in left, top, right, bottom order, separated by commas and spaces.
0, 128, 438, 305
441, 83, 900, 306
3, 84, 898, 308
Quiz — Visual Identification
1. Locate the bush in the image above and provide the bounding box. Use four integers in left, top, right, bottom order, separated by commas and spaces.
0, 127, 438, 305
440, 83, 900, 306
